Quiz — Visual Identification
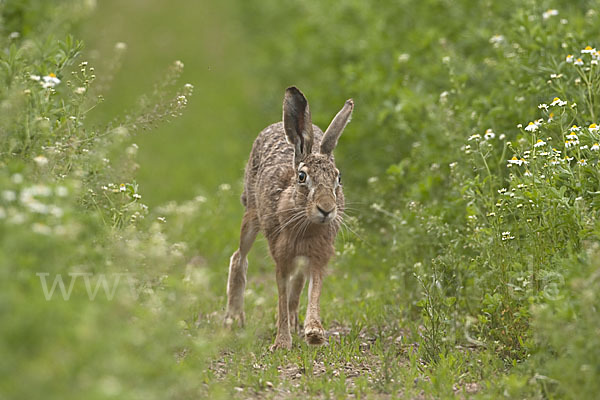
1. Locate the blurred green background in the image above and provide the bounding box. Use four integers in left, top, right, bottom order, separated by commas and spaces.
83, 0, 372, 207
84, 0, 261, 206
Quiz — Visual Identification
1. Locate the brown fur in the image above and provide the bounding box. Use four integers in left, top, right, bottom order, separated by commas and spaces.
225, 87, 354, 350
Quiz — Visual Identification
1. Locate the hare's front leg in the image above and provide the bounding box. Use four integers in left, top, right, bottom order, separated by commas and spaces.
225, 211, 258, 327
270, 265, 292, 351
288, 270, 306, 334
304, 267, 326, 345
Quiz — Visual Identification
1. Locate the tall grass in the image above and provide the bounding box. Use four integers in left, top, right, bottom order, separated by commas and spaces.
2, 0, 600, 398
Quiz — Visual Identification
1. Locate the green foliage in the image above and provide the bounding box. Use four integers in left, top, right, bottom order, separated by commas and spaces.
231, 0, 600, 394
3, 0, 600, 398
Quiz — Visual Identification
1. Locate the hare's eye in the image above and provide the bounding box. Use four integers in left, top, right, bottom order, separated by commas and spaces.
298, 171, 307, 183
337, 172, 342, 185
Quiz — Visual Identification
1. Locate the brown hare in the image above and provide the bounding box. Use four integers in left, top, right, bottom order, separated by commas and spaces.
224, 86, 354, 350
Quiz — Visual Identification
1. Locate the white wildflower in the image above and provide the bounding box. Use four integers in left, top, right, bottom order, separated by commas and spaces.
581, 46, 596, 54
56, 186, 68, 197
542, 9, 559, 19
524, 122, 538, 132
2, 190, 16, 202
489, 35, 505, 47
484, 129, 495, 140
11, 173, 23, 184
507, 156, 523, 166
32, 223, 52, 235
397, 53, 410, 63
534, 139, 546, 148
502, 231, 515, 241
33, 155, 48, 166
565, 140, 577, 148
41, 73, 60, 88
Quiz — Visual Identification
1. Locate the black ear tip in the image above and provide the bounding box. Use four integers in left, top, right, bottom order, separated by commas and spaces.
285, 86, 303, 96
346, 99, 354, 108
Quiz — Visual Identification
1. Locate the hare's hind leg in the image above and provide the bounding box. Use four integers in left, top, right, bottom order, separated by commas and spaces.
304, 267, 326, 345
225, 210, 259, 327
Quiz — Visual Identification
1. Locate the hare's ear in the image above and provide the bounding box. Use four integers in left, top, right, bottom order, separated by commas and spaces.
320, 99, 354, 155
283, 86, 313, 164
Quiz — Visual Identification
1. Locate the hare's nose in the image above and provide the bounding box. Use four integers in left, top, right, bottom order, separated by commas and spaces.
316, 205, 334, 217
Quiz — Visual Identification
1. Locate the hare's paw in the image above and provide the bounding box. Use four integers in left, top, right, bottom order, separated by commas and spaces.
223, 311, 245, 328
304, 321, 326, 345
269, 335, 292, 351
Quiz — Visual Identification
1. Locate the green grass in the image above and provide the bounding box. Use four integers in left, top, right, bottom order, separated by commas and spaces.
2, 0, 600, 398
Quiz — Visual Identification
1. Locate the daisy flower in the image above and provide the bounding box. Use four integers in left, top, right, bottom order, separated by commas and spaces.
524, 122, 538, 132
489, 35, 505, 47
550, 97, 567, 106
501, 231, 515, 241
581, 46, 596, 54
591, 143, 600, 151
468, 134, 481, 141
589, 123, 599, 132
543, 9, 559, 19
569, 125, 581, 132
534, 139, 546, 148
565, 140, 578, 148
566, 133, 578, 140
566, 54, 574, 63
508, 156, 523, 166
578, 159, 587, 166
538, 103, 549, 111
33, 155, 48, 166
484, 129, 495, 140
574, 58, 584, 66
41, 73, 60, 88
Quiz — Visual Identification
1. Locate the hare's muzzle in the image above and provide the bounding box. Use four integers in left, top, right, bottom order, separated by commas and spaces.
313, 202, 336, 224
